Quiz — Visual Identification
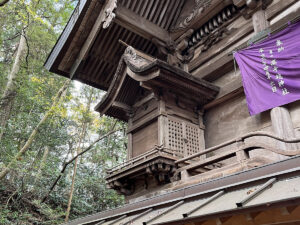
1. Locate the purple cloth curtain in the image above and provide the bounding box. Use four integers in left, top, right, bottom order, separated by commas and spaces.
234, 20, 300, 115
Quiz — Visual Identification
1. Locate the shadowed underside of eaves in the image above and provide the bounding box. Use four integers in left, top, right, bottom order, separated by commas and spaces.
94, 46, 220, 121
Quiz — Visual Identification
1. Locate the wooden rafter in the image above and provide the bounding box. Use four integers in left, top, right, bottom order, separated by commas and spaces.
112, 101, 132, 113
115, 5, 171, 43
69, 0, 113, 79
68, 0, 171, 80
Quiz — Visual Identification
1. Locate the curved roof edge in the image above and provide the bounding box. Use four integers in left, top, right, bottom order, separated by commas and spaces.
94, 46, 220, 121
44, 0, 92, 73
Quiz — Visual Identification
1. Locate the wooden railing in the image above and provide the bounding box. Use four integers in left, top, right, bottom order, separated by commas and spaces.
176, 131, 300, 164
106, 131, 300, 179
106, 145, 178, 176
176, 131, 300, 174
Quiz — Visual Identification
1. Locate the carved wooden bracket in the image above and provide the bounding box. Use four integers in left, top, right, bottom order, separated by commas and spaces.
167, 0, 273, 60
107, 160, 176, 196
123, 46, 150, 68
166, 3, 238, 67
152, 30, 195, 69
103, 0, 118, 29
107, 179, 135, 196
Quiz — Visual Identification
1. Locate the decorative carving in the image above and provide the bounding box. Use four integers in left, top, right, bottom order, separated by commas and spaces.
167, 3, 239, 65
171, 0, 212, 32
103, 0, 118, 29
195, 0, 212, 7
123, 46, 150, 67
175, 48, 195, 64
185, 5, 238, 55
152, 31, 195, 68
107, 180, 135, 196
106, 159, 176, 195
197, 27, 237, 53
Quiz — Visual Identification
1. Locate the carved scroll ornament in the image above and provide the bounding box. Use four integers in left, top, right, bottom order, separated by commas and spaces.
170, 0, 212, 32
123, 46, 150, 68
103, 0, 118, 29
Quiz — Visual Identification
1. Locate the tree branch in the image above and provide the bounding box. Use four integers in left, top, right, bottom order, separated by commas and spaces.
42, 128, 120, 203
0, 0, 9, 7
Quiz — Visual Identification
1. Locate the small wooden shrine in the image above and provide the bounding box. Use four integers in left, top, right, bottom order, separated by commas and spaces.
96, 46, 219, 195
45, 0, 300, 224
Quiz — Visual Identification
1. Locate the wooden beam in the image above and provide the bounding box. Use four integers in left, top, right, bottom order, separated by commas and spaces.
115, 5, 171, 43
44, 0, 91, 71
133, 93, 155, 108
203, 87, 244, 110
112, 101, 132, 112
69, 0, 115, 79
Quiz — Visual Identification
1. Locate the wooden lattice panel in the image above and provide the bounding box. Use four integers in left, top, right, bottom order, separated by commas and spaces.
167, 116, 202, 157
186, 124, 201, 156
168, 118, 184, 156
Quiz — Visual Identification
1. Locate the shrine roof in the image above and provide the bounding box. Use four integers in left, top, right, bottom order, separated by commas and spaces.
94, 46, 219, 121
45, 0, 242, 91
44, 0, 185, 90
63, 156, 300, 225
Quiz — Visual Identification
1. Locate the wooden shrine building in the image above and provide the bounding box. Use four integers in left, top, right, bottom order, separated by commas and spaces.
45, 0, 300, 224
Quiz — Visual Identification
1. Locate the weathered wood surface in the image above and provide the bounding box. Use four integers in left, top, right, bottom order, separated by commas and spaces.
132, 98, 158, 124
170, 0, 233, 40
252, 9, 269, 33
96, 46, 219, 122
271, 107, 299, 153
164, 92, 199, 124
132, 121, 158, 157
189, 19, 253, 74
179, 156, 274, 183
45, 0, 97, 71
127, 109, 158, 134
115, 5, 171, 43
68, 0, 113, 79
106, 148, 178, 196
197, 3, 300, 112
190, 0, 298, 80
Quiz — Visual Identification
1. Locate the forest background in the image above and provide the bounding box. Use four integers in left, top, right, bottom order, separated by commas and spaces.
0, 0, 126, 224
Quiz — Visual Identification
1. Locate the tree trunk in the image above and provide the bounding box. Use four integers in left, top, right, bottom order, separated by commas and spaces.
0, 32, 26, 141
0, 79, 71, 181
65, 90, 92, 222
65, 122, 87, 222
65, 153, 79, 222
34, 146, 49, 185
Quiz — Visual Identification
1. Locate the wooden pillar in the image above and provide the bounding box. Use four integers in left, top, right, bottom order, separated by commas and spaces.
252, 9, 269, 33
251, 3, 297, 157
127, 114, 133, 160
158, 99, 167, 147
198, 110, 206, 160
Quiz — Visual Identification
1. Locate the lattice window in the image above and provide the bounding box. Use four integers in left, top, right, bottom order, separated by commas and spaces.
168, 118, 184, 156
168, 117, 202, 157
186, 124, 201, 156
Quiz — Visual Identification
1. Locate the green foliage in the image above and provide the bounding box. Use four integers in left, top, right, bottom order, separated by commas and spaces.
0, 1, 126, 224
